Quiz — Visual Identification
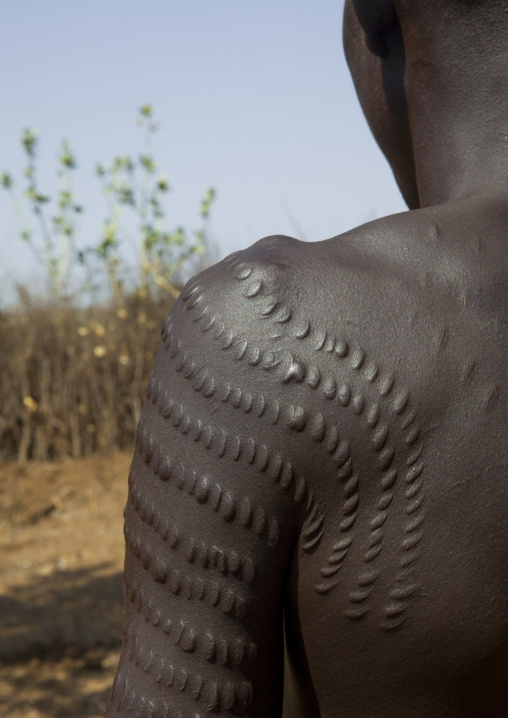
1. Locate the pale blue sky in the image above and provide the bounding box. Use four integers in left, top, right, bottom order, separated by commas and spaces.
0, 0, 407, 303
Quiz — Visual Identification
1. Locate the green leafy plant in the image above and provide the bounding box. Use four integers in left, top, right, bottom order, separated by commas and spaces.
2, 131, 83, 300
1, 104, 215, 303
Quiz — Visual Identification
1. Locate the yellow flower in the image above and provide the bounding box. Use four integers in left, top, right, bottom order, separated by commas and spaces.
23, 396, 38, 413
91, 322, 106, 337
77, 326, 88, 337
93, 345, 107, 358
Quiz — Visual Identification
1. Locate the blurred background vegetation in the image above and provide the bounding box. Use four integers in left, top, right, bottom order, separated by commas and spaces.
0, 104, 215, 464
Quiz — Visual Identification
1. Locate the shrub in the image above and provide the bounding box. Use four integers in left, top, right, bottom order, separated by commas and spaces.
0, 104, 215, 463
0, 296, 171, 463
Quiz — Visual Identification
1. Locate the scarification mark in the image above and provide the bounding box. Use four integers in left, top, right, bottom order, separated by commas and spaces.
125, 628, 254, 713
134, 423, 279, 548
326, 425, 340, 454
335, 339, 349, 358
315, 579, 339, 594
333, 535, 353, 552
307, 366, 321, 388
294, 319, 311, 338
358, 569, 380, 586
294, 476, 307, 504
253, 507, 266, 536
351, 348, 365, 370
214, 321, 225, 340
235, 265, 253, 280
282, 355, 306, 384
405, 511, 426, 533
323, 377, 337, 399
259, 296, 278, 316
302, 501, 325, 546
345, 606, 369, 619
405, 424, 421, 446
287, 405, 307, 431
353, 395, 365, 414
320, 563, 343, 578
349, 588, 372, 602
366, 361, 379, 382
401, 409, 416, 429
379, 447, 395, 470
365, 545, 382, 562
272, 398, 281, 425
244, 279, 264, 298
276, 305, 292, 324
390, 584, 418, 600
179, 272, 428, 631
485, 386, 501, 412
162, 315, 366, 551
367, 403, 381, 428
303, 529, 325, 553
372, 425, 389, 451
463, 358, 476, 384
310, 412, 326, 442
340, 513, 356, 531
406, 492, 425, 515
406, 463, 424, 484
380, 372, 395, 397
314, 330, 328, 351
437, 326, 448, 353
407, 444, 423, 466
187, 297, 205, 318
338, 384, 351, 406
392, 389, 410, 415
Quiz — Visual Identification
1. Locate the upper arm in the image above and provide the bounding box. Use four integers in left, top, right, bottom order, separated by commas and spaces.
105, 241, 310, 718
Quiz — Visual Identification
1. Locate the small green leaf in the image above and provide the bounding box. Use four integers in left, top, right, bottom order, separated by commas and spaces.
1, 172, 13, 188
139, 154, 156, 173
157, 175, 169, 192
139, 103, 153, 117
21, 128, 38, 158
59, 141, 77, 168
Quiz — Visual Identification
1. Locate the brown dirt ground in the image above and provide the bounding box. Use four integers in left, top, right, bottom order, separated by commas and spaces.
0, 452, 132, 718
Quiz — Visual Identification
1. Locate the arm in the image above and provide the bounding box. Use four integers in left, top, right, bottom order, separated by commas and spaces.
105, 246, 306, 718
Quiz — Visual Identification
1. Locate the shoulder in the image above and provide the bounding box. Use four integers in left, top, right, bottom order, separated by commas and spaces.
171, 235, 306, 339
168, 233, 372, 358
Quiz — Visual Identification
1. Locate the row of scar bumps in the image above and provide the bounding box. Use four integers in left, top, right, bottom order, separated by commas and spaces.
126, 578, 257, 667
114, 629, 253, 715
128, 479, 257, 585
124, 520, 249, 620
178, 266, 426, 630
135, 419, 281, 548
144, 369, 308, 509
231, 260, 427, 630
157, 329, 353, 483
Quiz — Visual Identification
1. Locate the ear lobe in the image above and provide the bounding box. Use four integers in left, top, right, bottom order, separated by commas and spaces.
351, 0, 398, 57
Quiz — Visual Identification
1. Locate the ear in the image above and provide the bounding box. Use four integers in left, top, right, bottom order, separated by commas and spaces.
351, 0, 398, 57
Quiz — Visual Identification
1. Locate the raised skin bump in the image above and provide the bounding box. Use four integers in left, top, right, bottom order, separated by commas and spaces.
134, 424, 280, 548
111, 253, 436, 718
162, 317, 414, 599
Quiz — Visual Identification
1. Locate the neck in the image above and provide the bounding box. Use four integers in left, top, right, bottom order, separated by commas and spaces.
404, 26, 508, 207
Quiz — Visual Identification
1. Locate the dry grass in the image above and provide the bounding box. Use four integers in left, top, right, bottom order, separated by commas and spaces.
0, 296, 173, 463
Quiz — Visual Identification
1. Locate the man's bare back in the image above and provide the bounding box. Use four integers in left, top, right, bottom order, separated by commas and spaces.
104, 1, 508, 716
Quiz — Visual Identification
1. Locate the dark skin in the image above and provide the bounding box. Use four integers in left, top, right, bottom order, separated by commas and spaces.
105, 2, 508, 717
